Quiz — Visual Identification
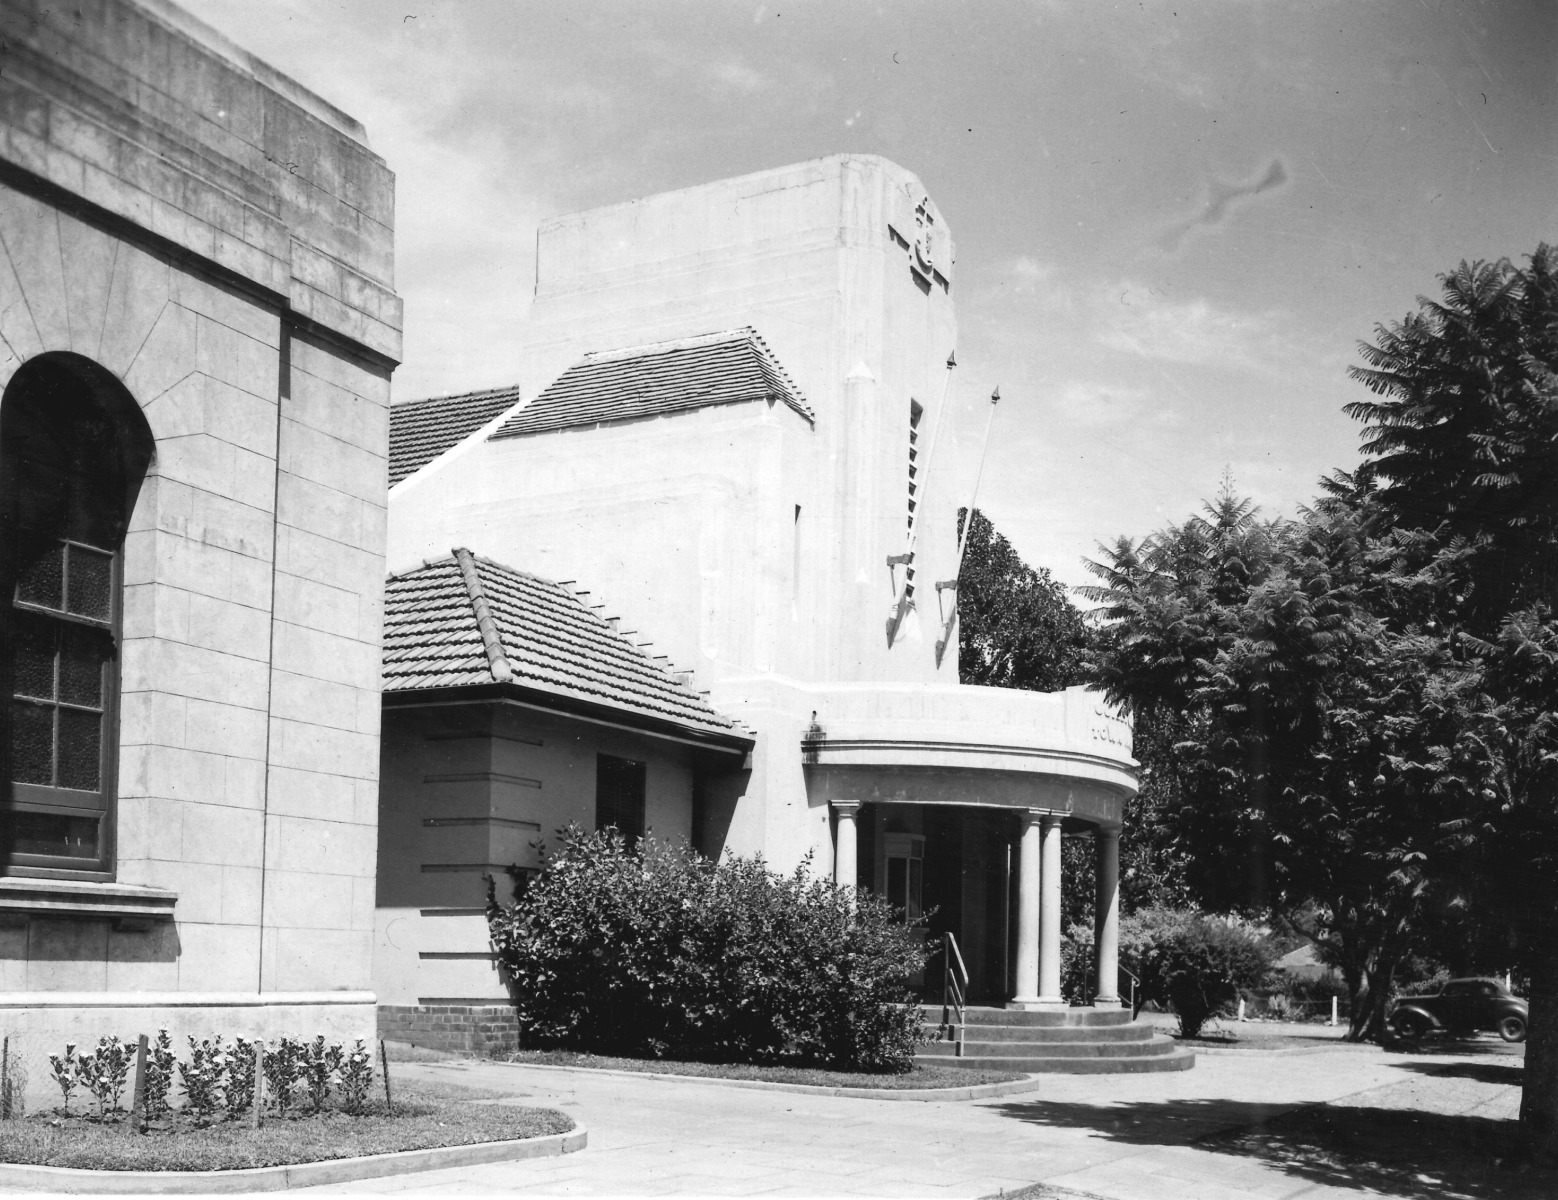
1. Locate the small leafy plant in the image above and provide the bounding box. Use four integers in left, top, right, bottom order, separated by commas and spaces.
225, 1037, 259, 1118
337, 1040, 375, 1115
46, 1043, 78, 1114
177, 1035, 227, 1123
301, 1035, 342, 1113
263, 1037, 306, 1116
76, 1035, 135, 1118
143, 1029, 175, 1120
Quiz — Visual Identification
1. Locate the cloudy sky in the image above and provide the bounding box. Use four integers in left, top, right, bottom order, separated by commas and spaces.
183, 0, 1556, 592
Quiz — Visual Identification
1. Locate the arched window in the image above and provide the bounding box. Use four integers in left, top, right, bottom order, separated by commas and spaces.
0, 354, 153, 879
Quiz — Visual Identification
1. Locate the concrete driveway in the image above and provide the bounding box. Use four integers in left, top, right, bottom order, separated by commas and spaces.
300, 1039, 1542, 1199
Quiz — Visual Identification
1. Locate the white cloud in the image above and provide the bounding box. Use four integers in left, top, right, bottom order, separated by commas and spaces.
1049, 380, 1152, 428
1095, 282, 1285, 370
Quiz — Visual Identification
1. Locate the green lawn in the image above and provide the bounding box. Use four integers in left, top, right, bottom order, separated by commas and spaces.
0, 1082, 573, 1172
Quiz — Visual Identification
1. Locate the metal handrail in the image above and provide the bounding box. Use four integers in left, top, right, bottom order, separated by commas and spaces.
1119, 965, 1140, 1016
941, 933, 969, 1055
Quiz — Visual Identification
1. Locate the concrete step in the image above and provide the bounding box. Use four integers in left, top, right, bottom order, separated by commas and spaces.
922, 1005, 1133, 1028
922, 1035, 1175, 1060
924, 1044, 1197, 1074
928, 1021, 1155, 1044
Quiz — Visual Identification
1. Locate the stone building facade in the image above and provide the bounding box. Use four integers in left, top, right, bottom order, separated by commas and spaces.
0, 0, 399, 1098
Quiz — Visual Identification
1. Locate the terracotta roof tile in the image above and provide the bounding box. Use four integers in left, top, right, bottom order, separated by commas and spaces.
388, 386, 522, 487
490, 328, 812, 441
384, 551, 742, 741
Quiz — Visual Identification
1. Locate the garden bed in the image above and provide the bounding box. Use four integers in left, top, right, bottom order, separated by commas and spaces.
504, 1049, 1022, 1089
0, 1082, 573, 1172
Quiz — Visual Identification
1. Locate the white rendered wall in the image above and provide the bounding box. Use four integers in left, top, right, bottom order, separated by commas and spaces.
391, 157, 982, 872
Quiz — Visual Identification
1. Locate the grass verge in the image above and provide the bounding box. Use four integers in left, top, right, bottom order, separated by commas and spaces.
0, 1082, 573, 1172
504, 1049, 1023, 1089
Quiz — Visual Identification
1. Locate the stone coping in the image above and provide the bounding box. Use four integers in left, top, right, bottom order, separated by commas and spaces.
0, 1127, 586, 1193
437, 1059, 1044, 1102
0, 991, 375, 1009
0, 879, 177, 927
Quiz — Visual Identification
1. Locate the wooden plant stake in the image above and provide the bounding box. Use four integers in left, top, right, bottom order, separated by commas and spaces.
379, 1038, 393, 1116
129, 1034, 148, 1134
251, 1040, 264, 1129
1, 1035, 10, 1121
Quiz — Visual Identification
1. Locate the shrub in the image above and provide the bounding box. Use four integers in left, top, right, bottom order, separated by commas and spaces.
263, 1037, 307, 1116
75, 1036, 135, 1118
300, 1035, 342, 1113
177, 1036, 227, 1123
226, 1037, 259, 1118
144, 1029, 175, 1120
46, 1044, 78, 1114
338, 1040, 374, 1115
486, 827, 931, 1072
1130, 909, 1274, 1038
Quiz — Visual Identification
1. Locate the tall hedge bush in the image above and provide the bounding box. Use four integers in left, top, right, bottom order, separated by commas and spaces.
484, 828, 931, 1072
1129, 908, 1274, 1037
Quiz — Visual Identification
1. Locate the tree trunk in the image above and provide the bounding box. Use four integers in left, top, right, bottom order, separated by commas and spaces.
1351, 957, 1398, 1043
1519, 910, 1558, 1162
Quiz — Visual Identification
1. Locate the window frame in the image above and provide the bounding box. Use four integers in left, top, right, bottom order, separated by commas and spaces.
594, 752, 647, 846
6, 539, 123, 880
0, 354, 151, 884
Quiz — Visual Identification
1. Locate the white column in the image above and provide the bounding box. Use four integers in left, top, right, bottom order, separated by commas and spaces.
1094, 827, 1121, 1005
1038, 814, 1064, 1004
1011, 810, 1043, 1005
832, 801, 861, 890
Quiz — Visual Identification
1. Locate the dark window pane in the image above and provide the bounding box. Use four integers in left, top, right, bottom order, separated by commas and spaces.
11, 700, 53, 785
59, 627, 106, 707
595, 754, 646, 842
13, 621, 54, 700
57, 706, 101, 791
908, 858, 924, 921
5, 810, 98, 858
66, 545, 112, 620
16, 542, 63, 609
888, 857, 908, 914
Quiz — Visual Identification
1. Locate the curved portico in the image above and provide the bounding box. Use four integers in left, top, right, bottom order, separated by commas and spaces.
804, 683, 1136, 1008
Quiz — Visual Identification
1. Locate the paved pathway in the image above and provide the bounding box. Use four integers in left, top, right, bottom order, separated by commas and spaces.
298, 1037, 1544, 1199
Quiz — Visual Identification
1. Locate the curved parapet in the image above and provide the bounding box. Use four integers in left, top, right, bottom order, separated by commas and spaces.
802, 683, 1136, 829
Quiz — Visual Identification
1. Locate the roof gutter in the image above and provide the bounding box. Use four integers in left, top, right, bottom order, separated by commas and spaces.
382, 680, 755, 760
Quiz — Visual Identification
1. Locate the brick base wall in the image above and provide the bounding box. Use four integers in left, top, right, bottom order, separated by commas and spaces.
377, 1005, 520, 1057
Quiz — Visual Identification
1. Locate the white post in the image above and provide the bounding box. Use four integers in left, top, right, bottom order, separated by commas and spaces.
1238, 998, 1247, 1022
1094, 828, 1121, 1005
1011, 810, 1043, 1005
1330, 996, 1338, 1027
832, 802, 860, 891
1038, 815, 1065, 1004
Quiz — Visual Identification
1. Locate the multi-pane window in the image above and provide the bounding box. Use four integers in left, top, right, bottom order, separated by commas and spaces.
1, 354, 152, 878
595, 753, 647, 844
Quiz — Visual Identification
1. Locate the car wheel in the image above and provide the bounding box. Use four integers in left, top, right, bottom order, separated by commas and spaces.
1394, 1012, 1429, 1040
1498, 1015, 1527, 1043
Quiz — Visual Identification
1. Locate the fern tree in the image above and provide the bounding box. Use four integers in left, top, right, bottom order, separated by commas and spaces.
1348, 246, 1558, 1157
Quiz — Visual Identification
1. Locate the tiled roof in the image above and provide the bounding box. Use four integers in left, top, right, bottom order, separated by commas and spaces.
383, 550, 744, 743
489, 328, 813, 441
388, 386, 521, 487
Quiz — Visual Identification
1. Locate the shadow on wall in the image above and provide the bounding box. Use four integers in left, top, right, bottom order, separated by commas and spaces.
2, 919, 180, 971
987, 1093, 1548, 1200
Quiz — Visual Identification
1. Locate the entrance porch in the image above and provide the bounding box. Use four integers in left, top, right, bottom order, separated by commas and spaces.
801, 682, 1134, 1010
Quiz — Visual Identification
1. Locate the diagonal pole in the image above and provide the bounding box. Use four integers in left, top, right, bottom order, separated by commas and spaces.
936, 386, 1002, 666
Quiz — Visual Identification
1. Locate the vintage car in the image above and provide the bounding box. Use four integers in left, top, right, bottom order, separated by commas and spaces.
1388, 977, 1528, 1043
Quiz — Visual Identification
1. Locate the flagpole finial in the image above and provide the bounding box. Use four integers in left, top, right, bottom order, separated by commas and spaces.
991, 386, 1001, 403
946, 351, 957, 369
